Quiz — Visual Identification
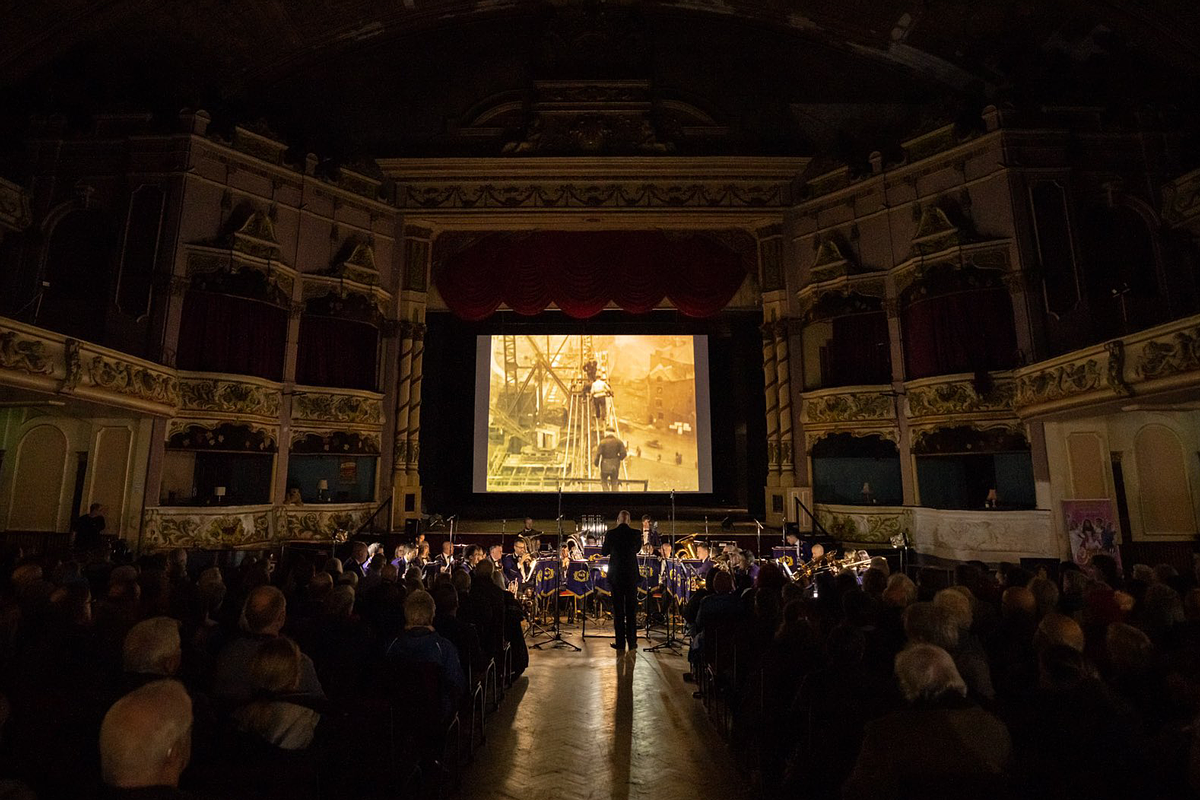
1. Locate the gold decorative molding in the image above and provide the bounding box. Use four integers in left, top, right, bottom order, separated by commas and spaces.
0, 176, 32, 234
291, 389, 384, 428
178, 374, 282, 421
378, 157, 808, 220
801, 387, 896, 424
166, 418, 279, 450
1013, 313, 1200, 418
815, 504, 912, 546
906, 374, 1016, 420
0, 330, 53, 375
141, 502, 376, 550
804, 427, 900, 453
184, 246, 298, 301
1162, 167, 1200, 227
86, 355, 179, 407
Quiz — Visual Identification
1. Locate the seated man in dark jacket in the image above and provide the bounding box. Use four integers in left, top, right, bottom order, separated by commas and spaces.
432, 583, 486, 680
386, 589, 465, 724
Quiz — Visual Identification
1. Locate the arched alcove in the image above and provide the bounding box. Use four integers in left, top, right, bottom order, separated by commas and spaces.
8, 424, 68, 530
1134, 424, 1195, 535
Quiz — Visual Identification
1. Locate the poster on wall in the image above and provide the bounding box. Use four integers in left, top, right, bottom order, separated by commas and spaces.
1062, 499, 1122, 571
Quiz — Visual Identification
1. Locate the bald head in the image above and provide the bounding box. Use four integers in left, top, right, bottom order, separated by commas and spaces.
243, 585, 287, 635
123, 617, 182, 676
100, 680, 192, 789
1002, 586, 1037, 618
1035, 612, 1085, 654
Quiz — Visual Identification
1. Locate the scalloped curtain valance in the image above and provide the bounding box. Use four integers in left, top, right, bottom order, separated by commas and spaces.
435, 231, 751, 320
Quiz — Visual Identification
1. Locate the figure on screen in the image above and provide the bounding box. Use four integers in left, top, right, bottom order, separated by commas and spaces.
594, 428, 628, 491
591, 374, 612, 420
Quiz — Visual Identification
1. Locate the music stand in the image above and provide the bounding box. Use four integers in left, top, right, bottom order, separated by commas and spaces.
644, 556, 683, 654
533, 483, 580, 651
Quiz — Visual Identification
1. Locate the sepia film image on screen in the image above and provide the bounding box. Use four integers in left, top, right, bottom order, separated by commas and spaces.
474, 334, 712, 493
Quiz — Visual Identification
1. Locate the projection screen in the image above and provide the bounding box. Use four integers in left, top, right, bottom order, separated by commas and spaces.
473, 334, 712, 493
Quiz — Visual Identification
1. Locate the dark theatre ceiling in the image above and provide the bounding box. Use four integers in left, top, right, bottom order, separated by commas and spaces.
1, 0, 1200, 170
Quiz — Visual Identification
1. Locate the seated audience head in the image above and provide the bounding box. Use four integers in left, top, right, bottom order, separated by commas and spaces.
754, 562, 785, 591
1026, 576, 1060, 619
933, 588, 973, 632
99, 680, 192, 789
711, 569, 734, 595
1001, 585, 1037, 619
49, 582, 92, 626
1141, 582, 1185, 630
368, 553, 385, 573
404, 589, 436, 629
337, 570, 359, 589
451, 570, 471, 594
474, 559, 496, 580
902, 602, 959, 651
351, 541, 369, 565
432, 583, 458, 616
882, 573, 918, 608
868, 556, 890, 577
167, 548, 188, 576
861, 567, 888, 598
249, 636, 302, 694
1038, 644, 1099, 690
323, 557, 343, 576
1105, 622, 1153, 676
123, 617, 182, 676
326, 585, 355, 619
243, 585, 287, 635
1034, 612, 1085, 653
895, 643, 967, 703
381, 563, 399, 583
1131, 563, 1155, 584
827, 623, 867, 667
308, 571, 334, 597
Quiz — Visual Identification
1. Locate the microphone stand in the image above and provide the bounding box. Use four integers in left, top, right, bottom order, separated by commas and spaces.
534, 483, 580, 651
647, 489, 682, 654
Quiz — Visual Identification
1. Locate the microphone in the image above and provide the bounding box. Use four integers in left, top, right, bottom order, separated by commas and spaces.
445, 514, 458, 522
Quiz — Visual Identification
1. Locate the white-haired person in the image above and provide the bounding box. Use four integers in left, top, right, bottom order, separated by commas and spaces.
842, 644, 1011, 799
99, 680, 194, 798
386, 589, 465, 724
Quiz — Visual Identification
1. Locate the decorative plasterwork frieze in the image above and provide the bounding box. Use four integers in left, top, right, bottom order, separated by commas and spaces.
377, 157, 809, 218
796, 283, 886, 324
909, 422, 1028, 455
178, 373, 282, 422
291, 389, 384, 428
1162, 167, 1200, 227
141, 502, 377, 550
166, 419, 279, 451
815, 504, 913, 546
801, 387, 896, 424
300, 275, 392, 319
0, 318, 179, 416
0, 176, 32, 234
0, 330, 53, 375
803, 427, 900, 453
1013, 313, 1200, 418
85, 355, 180, 408
289, 429, 382, 454
905, 374, 1017, 421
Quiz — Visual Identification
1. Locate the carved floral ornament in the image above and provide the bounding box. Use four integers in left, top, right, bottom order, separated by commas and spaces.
291, 392, 383, 427
815, 507, 912, 545
397, 181, 792, 210
86, 355, 179, 407
142, 504, 374, 549
802, 391, 895, 424
804, 428, 900, 453
906, 378, 1017, 419
1137, 324, 1200, 381
179, 377, 282, 419
0, 331, 53, 375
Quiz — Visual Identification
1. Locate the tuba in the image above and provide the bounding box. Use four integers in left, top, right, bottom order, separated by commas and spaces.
676, 533, 700, 559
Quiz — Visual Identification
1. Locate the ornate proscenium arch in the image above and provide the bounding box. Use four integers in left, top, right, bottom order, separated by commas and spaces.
433, 229, 754, 320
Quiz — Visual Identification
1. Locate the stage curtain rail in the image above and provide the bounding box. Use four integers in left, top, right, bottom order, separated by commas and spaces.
435, 231, 750, 320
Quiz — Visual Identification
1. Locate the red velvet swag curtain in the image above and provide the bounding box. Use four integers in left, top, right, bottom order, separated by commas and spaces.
296, 315, 380, 390
177, 291, 287, 381
902, 288, 1017, 380
436, 231, 749, 320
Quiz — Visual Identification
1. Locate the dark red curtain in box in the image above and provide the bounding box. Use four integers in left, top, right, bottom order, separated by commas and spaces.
177, 290, 287, 381
826, 311, 892, 386
902, 287, 1017, 380
436, 231, 750, 320
296, 314, 380, 390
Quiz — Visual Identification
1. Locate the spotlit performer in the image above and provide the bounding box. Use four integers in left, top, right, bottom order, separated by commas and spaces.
594, 427, 628, 492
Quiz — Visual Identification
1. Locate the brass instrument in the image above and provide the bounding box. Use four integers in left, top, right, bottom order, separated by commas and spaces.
676, 533, 700, 559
